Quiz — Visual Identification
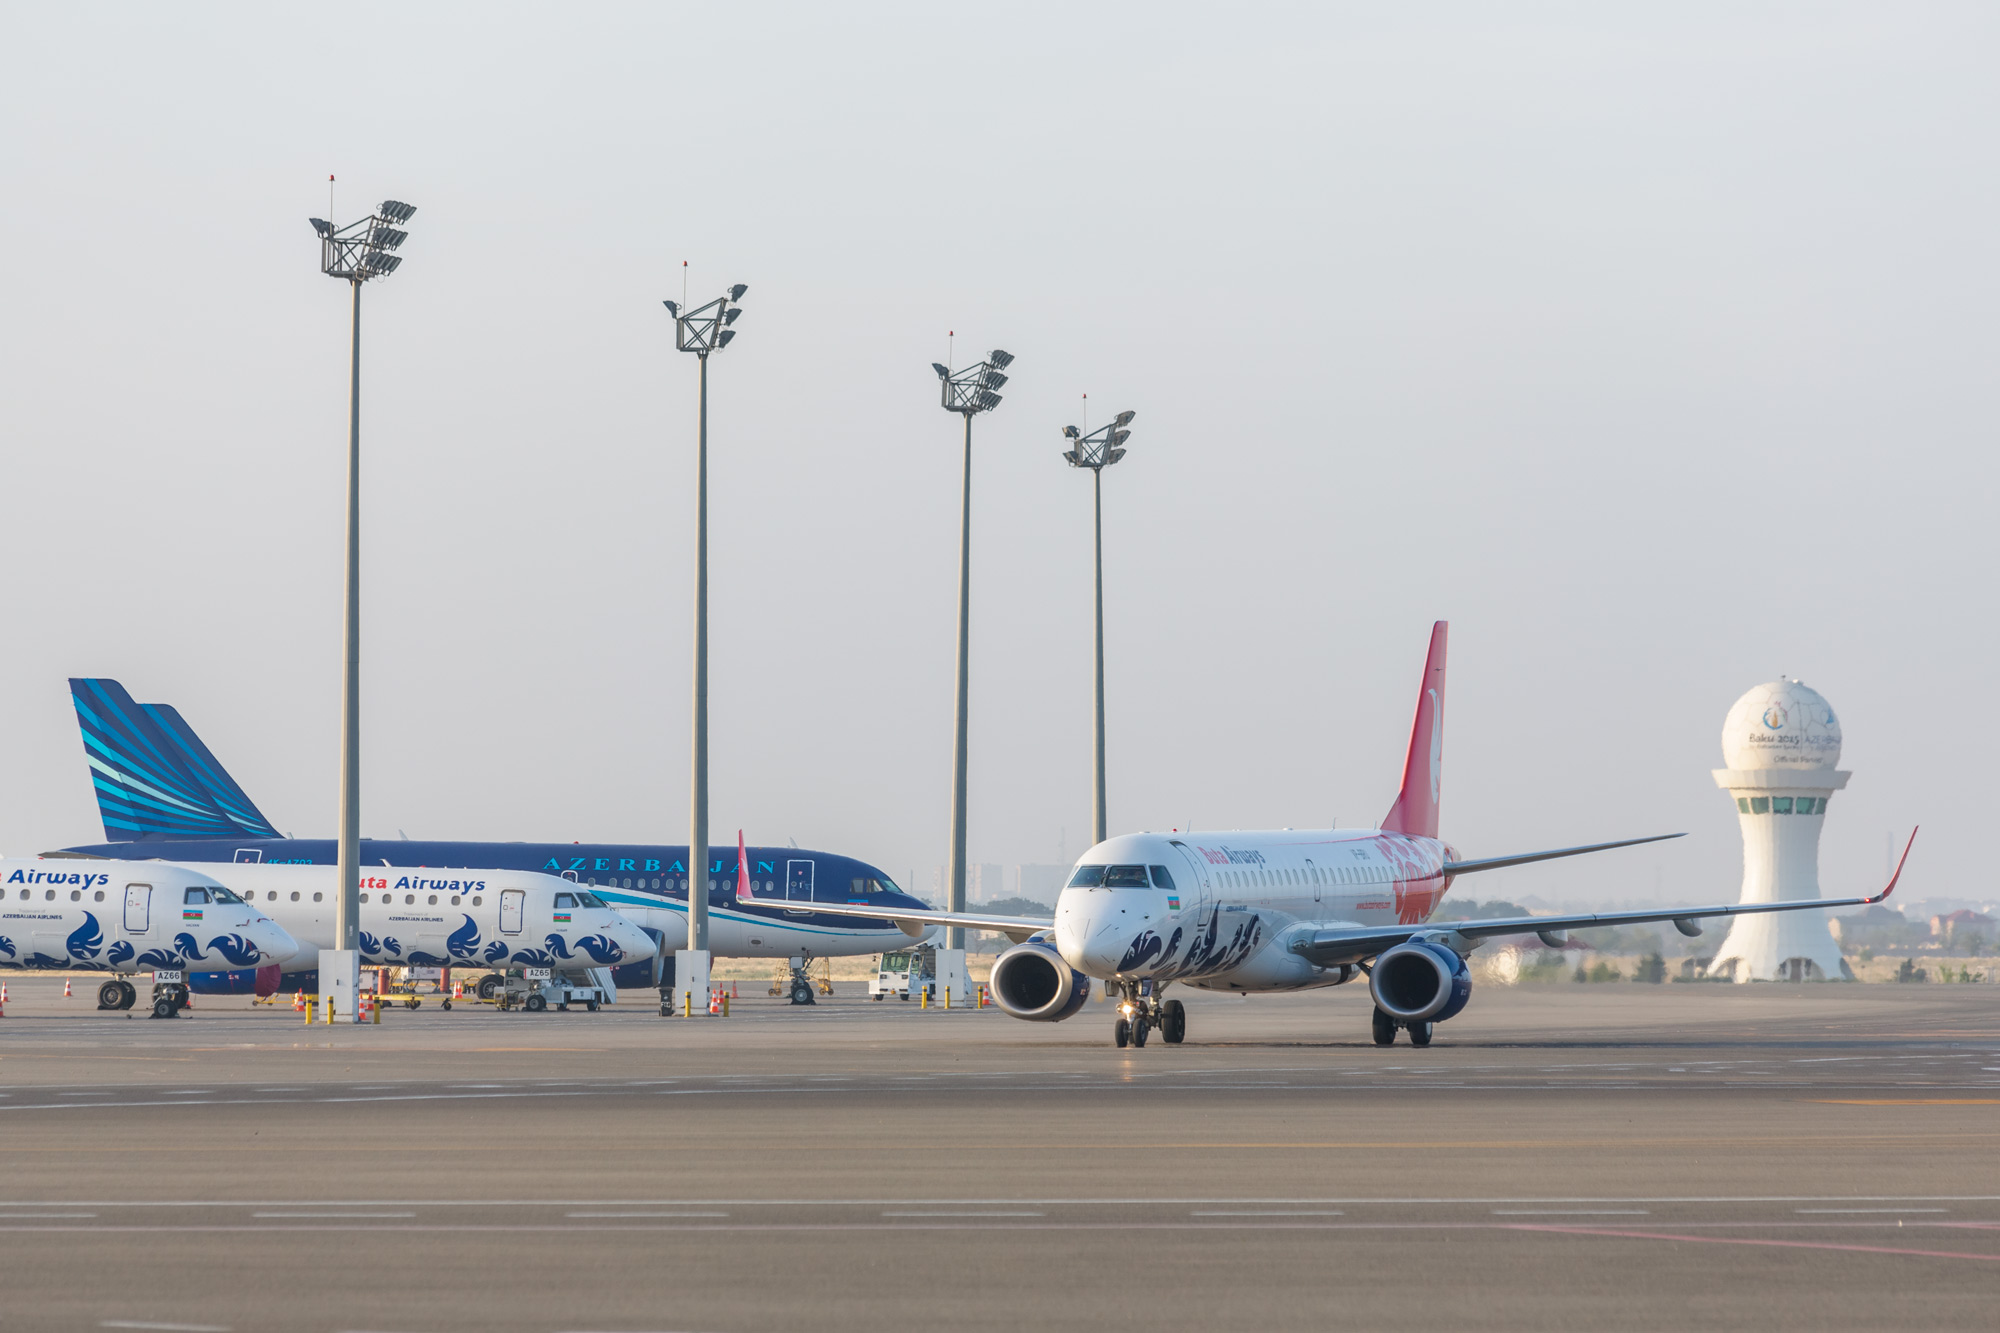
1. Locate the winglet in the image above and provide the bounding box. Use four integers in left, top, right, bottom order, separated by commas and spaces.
1864, 828, 1918, 904
736, 829, 753, 902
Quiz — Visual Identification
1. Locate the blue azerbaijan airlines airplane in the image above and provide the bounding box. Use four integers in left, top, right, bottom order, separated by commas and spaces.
52, 679, 933, 988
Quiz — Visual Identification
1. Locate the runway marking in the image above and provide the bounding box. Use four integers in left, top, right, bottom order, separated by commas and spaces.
7, 1194, 2000, 1207
566, 1211, 729, 1218
1809, 1099, 2000, 1106
1797, 1208, 1949, 1214
1510, 1224, 2000, 1263
251, 1212, 416, 1219
470, 1048, 603, 1052
100, 1323, 230, 1331
0, 1212, 96, 1218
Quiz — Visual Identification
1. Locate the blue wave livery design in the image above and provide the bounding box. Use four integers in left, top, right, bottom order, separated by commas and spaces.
509, 948, 554, 967
106, 940, 132, 966
135, 948, 183, 968
482, 940, 511, 964
201, 934, 262, 967
446, 916, 482, 959
65, 913, 104, 960
404, 951, 451, 966
68, 679, 280, 842
571, 934, 622, 964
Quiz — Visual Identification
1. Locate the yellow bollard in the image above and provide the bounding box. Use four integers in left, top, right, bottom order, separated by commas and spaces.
722, 994, 730, 1017
920, 986, 928, 1009
305, 997, 315, 1025
371, 995, 381, 1025
684, 991, 692, 1018
945, 986, 951, 1009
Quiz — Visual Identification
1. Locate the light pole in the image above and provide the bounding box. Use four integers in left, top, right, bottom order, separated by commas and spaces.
1062, 411, 1134, 847
309, 198, 415, 1024
930, 348, 1012, 994
662, 282, 747, 1016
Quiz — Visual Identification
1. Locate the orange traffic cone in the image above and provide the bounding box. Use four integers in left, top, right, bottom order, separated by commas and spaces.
451, 979, 463, 1000
63, 978, 72, 999
731, 980, 739, 999
292, 990, 305, 1013
708, 988, 722, 1015
1, 983, 10, 1016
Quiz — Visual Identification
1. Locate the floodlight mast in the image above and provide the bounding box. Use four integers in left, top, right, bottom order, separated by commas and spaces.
663, 283, 749, 1009
1062, 412, 1136, 846
309, 197, 416, 1024
935, 350, 1013, 949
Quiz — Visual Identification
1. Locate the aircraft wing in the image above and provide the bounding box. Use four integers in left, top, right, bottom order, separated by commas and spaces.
734, 885, 1054, 944
1441, 832, 1684, 876
1293, 829, 1917, 969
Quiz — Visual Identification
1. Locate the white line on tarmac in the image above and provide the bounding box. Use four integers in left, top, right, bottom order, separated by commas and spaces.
1192, 1210, 1346, 1217
1492, 1209, 1650, 1216
250, 1212, 416, 1219
566, 1211, 729, 1218
5, 1194, 2000, 1208
1796, 1208, 1950, 1214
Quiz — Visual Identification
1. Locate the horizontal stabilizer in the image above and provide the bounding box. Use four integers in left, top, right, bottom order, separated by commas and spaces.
1442, 832, 1685, 877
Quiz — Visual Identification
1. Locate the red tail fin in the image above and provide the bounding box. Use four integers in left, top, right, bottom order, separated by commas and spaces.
1381, 621, 1448, 839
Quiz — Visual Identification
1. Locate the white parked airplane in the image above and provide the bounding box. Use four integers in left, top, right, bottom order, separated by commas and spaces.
0, 859, 298, 1017
155, 863, 656, 1007
777, 621, 1918, 1047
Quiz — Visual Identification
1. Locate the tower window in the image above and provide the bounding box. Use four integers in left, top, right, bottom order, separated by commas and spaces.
1737, 797, 1751, 814
1749, 797, 1770, 814
1772, 797, 1794, 814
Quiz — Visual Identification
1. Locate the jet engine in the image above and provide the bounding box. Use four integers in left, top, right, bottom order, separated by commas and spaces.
1368, 940, 1472, 1024
988, 940, 1092, 1022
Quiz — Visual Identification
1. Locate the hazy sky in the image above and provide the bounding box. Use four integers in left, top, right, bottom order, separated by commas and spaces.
2, 4, 1992, 906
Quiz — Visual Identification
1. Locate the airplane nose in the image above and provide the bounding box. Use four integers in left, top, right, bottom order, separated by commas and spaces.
1056, 893, 1156, 974
619, 923, 659, 962
251, 917, 300, 966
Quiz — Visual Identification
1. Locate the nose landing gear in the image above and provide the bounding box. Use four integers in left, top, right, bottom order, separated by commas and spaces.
1111, 983, 1183, 1048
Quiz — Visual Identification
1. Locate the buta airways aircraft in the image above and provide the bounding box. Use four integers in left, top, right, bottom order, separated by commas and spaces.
789, 622, 1918, 1047
54, 678, 932, 982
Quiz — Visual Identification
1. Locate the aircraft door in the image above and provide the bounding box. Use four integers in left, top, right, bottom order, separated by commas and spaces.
1306, 858, 1321, 909
123, 883, 151, 933
785, 859, 814, 903
499, 889, 524, 935
1167, 842, 1212, 916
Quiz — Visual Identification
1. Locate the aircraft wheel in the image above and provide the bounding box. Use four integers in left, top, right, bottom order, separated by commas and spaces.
151, 998, 176, 1019
525, 993, 547, 1013
1132, 1016, 1150, 1048
1407, 1020, 1433, 1047
441, 1000, 452, 1011
406, 997, 421, 1010
1161, 1000, 1186, 1044
117, 980, 137, 1009
586, 999, 599, 1012
1372, 1007, 1396, 1046
1114, 1017, 1130, 1048
97, 980, 124, 1010
790, 981, 814, 1005
476, 975, 502, 1001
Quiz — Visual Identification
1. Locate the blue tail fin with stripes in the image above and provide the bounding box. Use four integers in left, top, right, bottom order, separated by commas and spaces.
68, 679, 280, 842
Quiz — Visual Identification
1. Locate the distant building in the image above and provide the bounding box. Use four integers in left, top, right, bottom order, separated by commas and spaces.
1012, 864, 1070, 903
1931, 910, 1996, 946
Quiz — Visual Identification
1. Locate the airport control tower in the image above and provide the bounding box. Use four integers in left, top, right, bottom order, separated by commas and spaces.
1707, 679, 1850, 982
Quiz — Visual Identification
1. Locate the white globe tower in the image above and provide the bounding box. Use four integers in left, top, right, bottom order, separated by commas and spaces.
1707, 679, 1850, 982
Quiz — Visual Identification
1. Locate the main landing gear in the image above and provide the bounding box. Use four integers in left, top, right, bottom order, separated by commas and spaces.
1111, 981, 1185, 1048
149, 981, 189, 1020
1371, 1005, 1432, 1047
97, 979, 137, 1011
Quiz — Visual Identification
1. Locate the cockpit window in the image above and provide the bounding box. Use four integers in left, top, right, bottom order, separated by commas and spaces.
1148, 865, 1177, 892
1067, 865, 1107, 888
1104, 865, 1150, 888
183, 887, 211, 905
209, 887, 242, 904
554, 892, 576, 910
576, 892, 606, 909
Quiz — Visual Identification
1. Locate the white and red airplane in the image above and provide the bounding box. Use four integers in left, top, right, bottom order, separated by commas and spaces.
765, 622, 1917, 1047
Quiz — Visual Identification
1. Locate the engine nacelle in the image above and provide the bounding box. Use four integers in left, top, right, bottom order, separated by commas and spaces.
1368, 940, 1472, 1024
988, 939, 1092, 1022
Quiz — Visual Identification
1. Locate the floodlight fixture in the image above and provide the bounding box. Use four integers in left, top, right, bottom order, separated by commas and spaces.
989, 348, 1014, 369
1061, 411, 1136, 472
313, 197, 418, 285
938, 349, 1014, 416
668, 284, 747, 358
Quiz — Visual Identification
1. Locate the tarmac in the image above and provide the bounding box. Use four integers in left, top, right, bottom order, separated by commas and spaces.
2, 976, 1998, 1331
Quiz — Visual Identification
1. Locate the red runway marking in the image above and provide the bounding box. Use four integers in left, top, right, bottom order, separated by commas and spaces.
1509, 1223, 2000, 1263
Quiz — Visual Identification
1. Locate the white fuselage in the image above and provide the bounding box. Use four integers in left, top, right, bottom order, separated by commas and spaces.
193, 864, 655, 975
0, 860, 297, 973
1053, 830, 1459, 992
